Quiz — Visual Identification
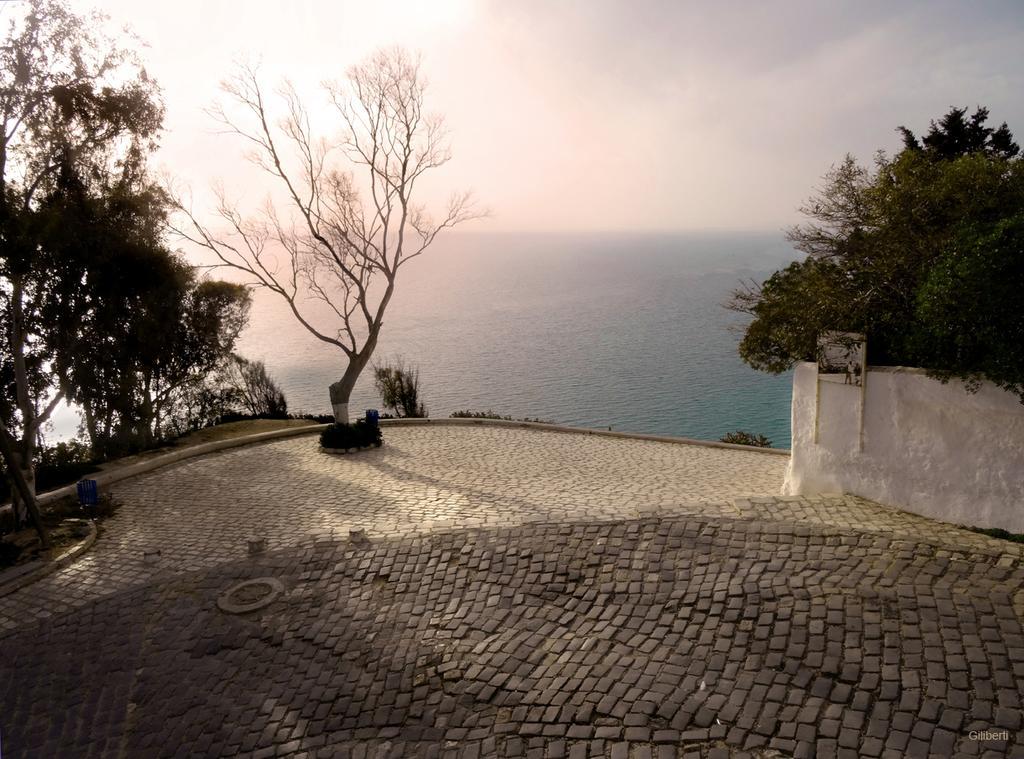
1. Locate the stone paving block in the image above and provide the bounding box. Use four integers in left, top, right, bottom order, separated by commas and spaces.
2, 427, 1023, 756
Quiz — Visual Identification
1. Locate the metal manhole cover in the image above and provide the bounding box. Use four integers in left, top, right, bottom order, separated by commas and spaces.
217, 577, 284, 614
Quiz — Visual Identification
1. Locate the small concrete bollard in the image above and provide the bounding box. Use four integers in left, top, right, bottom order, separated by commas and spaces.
349, 528, 367, 543
247, 538, 267, 556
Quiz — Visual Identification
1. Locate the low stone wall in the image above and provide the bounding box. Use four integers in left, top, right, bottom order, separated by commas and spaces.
380, 417, 790, 455
35, 424, 326, 507
16, 418, 784, 509
784, 362, 1024, 532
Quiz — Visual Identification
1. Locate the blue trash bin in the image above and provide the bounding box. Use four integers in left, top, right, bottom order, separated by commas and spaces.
77, 479, 99, 507
365, 409, 380, 426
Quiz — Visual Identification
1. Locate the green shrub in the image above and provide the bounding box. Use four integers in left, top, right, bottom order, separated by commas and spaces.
319, 420, 383, 450
967, 526, 1024, 544
373, 358, 427, 418
210, 411, 334, 425
450, 410, 513, 420
720, 431, 773, 448
450, 410, 555, 424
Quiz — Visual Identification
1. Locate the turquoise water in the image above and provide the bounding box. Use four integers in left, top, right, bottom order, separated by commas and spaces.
237, 231, 798, 448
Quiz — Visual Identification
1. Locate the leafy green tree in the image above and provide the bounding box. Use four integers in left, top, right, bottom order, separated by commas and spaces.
0, 0, 162, 541
64, 238, 250, 456
898, 106, 1019, 160
41, 175, 174, 456
912, 215, 1024, 395
142, 278, 250, 441
0, 1, 248, 546
731, 107, 1024, 401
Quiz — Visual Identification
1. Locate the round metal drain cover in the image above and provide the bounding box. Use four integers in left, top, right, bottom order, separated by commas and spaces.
217, 577, 284, 614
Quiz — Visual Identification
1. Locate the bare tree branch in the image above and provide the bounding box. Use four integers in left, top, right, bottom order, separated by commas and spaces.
170, 49, 484, 420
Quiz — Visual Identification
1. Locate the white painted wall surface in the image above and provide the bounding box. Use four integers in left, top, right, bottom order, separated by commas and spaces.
785, 362, 1024, 532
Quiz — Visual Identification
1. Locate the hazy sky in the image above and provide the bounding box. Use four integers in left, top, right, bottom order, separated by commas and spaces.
46, 1, 1024, 232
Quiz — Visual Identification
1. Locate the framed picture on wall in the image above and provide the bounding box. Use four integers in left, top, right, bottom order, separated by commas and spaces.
816, 331, 866, 386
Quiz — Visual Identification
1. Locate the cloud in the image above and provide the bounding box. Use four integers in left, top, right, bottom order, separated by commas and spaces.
75, 0, 1024, 233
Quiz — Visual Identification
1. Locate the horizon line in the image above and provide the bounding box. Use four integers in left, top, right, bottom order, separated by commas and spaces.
439, 226, 794, 237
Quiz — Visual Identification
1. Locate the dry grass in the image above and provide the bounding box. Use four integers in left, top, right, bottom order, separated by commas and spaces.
95, 419, 321, 472
2, 509, 94, 568
171, 419, 317, 447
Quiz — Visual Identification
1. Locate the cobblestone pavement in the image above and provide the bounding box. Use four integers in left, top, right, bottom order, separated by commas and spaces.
2, 425, 1023, 757
0, 426, 787, 632
3, 517, 1023, 758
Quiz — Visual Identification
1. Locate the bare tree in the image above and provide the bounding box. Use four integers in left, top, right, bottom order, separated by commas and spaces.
173, 48, 481, 423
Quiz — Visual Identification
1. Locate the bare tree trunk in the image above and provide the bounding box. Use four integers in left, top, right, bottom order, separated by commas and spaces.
83, 404, 98, 451
5, 277, 51, 545
329, 328, 382, 423
140, 374, 157, 448
329, 355, 370, 423
10, 457, 36, 526
9, 481, 27, 526
0, 432, 49, 547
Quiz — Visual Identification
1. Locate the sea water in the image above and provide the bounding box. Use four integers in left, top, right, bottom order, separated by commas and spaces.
236, 230, 798, 448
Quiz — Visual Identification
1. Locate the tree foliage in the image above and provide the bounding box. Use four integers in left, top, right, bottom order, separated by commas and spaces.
731, 106, 1024, 401
74, 265, 249, 457
913, 215, 1024, 393
0, 0, 162, 539
0, 1, 249, 541
223, 356, 288, 419
34, 167, 249, 456
898, 106, 1019, 160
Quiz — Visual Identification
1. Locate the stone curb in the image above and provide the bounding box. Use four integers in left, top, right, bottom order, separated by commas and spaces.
379, 417, 792, 455
0, 518, 97, 598
34, 424, 329, 508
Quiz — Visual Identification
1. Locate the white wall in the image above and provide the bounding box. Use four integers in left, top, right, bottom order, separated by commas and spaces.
785, 362, 1024, 532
